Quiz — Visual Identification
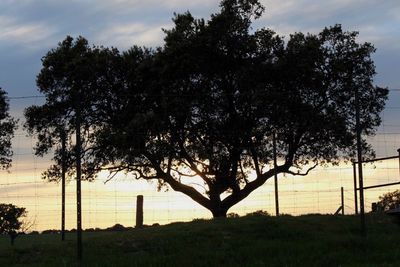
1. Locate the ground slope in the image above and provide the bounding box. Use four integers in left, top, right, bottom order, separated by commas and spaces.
0, 213, 399, 266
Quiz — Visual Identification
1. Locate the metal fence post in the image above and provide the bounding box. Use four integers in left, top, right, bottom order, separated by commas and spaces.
353, 162, 358, 215
341, 187, 344, 215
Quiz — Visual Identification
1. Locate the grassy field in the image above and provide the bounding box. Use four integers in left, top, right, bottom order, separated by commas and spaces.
1, 213, 400, 266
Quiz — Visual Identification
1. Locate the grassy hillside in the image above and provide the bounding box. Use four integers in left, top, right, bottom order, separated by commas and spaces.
1, 213, 400, 266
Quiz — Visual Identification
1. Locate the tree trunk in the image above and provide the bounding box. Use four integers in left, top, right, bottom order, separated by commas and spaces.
210, 206, 228, 218
209, 190, 228, 218
212, 210, 227, 218
9, 232, 17, 246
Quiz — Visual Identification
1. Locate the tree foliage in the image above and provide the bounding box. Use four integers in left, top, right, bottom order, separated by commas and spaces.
24, 36, 123, 181
377, 190, 400, 211
90, 0, 387, 217
26, 0, 388, 217
0, 88, 17, 169
0, 203, 27, 245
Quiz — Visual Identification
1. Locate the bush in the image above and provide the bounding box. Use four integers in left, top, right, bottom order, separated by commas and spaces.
227, 212, 240, 218
0, 203, 28, 245
246, 210, 270, 217
376, 190, 400, 211
107, 224, 127, 231
41, 229, 60, 234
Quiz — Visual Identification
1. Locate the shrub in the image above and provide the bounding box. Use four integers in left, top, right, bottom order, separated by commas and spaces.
376, 190, 400, 211
227, 212, 240, 218
246, 210, 270, 217
0, 203, 28, 245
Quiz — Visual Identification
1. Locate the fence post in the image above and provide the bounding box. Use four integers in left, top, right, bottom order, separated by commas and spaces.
353, 162, 358, 215
136, 195, 144, 228
397, 148, 400, 177
273, 133, 279, 216
341, 187, 344, 215
61, 130, 66, 241
355, 87, 366, 236
75, 100, 83, 260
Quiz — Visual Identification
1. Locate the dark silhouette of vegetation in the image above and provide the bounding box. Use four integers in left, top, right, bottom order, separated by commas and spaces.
1, 214, 400, 266
0, 88, 17, 169
376, 190, 400, 211
0, 203, 28, 245
25, 0, 388, 217
24, 36, 122, 181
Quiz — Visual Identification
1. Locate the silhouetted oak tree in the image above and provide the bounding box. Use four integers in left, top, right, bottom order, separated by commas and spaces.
0, 88, 16, 169
26, 0, 388, 218
89, 0, 388, 217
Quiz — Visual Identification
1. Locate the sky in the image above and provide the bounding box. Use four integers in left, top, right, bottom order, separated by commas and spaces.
1, 0, 400, 98
0, 0, 399, 231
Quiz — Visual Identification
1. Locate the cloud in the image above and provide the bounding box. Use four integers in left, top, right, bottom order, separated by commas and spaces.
0, 0, 398, 90
261, 0, 371, 22
388, 6, 400, 20
258, 0, 400, 45
70, 0, 216, 11
161, 0, 216, 9
0, 15, 57, 50
96, 22, 171, 48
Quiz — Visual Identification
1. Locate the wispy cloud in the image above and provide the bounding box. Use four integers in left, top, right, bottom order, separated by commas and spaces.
0, 0, 399, 92
71, 0, 216, 11
96, 22, 171, 48
259, 0, 400, 48
0, 15, 57, 50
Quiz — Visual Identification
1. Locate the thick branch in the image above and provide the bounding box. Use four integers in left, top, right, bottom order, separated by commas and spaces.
221, 163, 290, 210
178, 141, 213, 188
144, 152, 212, 210
286, 164, 318, 176
249, 146, 261, 177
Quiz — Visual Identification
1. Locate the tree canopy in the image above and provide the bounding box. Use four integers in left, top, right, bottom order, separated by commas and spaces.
0, 88, 17, 169
24, 36, 123, 181
376, 190, 400, 211
25, 0, 388, 217
0, 203, 27, 245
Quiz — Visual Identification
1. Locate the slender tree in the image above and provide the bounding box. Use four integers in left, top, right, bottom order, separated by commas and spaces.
24, 36, 125, 260
24, 36, 123, 181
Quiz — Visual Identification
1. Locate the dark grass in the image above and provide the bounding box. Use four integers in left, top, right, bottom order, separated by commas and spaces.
1, 213, 400, 266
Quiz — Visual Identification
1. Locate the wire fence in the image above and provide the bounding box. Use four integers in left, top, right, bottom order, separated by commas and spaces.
1, 133, 399, 232
1, 94, 400, 232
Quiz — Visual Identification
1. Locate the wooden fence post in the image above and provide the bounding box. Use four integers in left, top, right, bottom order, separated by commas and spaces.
136, 195, 144, 228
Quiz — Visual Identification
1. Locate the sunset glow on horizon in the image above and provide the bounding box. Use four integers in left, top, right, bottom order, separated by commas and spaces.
2, 155, 399, 232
